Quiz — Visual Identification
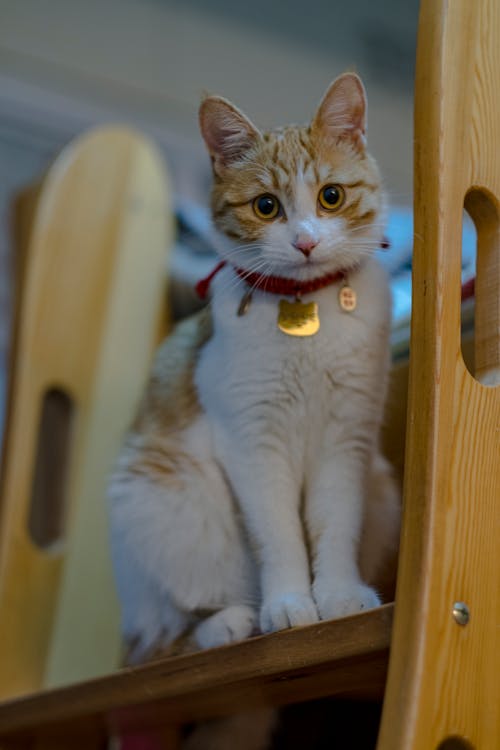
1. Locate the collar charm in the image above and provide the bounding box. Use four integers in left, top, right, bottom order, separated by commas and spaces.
339, 281, 357, 312
277, 298, 320, 337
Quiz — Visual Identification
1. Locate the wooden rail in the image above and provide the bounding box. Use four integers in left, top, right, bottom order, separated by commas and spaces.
0, 605, 392, 746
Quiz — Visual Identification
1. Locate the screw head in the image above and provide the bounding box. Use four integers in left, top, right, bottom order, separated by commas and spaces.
452, 601, 470, 626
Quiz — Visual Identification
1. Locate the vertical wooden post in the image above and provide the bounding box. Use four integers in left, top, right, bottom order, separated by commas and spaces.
377, 1, 499, 748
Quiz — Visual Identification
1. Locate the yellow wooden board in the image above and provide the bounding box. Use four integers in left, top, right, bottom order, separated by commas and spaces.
0, 127, 173, 697
378, 1, 500, 748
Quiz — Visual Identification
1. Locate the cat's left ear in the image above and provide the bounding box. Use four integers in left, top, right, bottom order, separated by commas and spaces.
311, 73, 367, 149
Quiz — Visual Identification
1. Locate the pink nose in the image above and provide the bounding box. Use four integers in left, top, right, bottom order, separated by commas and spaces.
293, 238, 318, 257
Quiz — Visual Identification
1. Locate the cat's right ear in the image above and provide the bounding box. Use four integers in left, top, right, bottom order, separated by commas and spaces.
199, 96, 260, 173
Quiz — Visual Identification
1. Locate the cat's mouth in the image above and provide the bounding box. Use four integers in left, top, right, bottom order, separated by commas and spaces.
270, 256, 335, 278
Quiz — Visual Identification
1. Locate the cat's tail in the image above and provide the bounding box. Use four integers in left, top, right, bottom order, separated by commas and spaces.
358, 453, 401, 600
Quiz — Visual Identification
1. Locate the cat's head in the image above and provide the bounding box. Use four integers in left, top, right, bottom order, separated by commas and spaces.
199, 72, 385, 281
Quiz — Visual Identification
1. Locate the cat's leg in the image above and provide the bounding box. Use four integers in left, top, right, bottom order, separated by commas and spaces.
108, 422, 258, 656
182, 708, 277, 750
306, 429, 382, 620
213, 430, 318, 633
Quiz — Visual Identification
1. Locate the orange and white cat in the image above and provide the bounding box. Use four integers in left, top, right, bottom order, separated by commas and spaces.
108, 73, 400, 672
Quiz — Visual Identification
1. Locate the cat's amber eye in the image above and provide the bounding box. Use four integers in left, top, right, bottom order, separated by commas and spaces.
318, 184, 345, 211
253, 194, 281, 220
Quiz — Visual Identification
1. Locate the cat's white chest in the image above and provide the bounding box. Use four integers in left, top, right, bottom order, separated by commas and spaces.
195, 259, 390, 436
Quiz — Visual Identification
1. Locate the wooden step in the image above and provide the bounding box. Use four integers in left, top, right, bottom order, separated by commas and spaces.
0, 604, 392, 743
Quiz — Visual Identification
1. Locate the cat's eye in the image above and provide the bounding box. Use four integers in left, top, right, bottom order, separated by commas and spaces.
253, 194, 281, 220
318, 184, 345, 211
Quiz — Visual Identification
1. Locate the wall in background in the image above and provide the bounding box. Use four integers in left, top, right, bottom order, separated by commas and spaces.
0, 0, 417, 200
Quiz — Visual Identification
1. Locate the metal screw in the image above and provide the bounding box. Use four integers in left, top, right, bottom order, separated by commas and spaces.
452, 601, 470, 626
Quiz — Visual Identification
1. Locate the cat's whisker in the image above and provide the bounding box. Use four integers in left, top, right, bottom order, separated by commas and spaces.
219, 274, 259, 299
232, 256, 275, 291
348, 231, 385, 243
349, 219, 386, 227
355, 241, 386, 249
225, 242, 264, 252
222, 245, 266, 263
349, 224, 387, 234
339, 239, 385, 247
217, 258, 273, 298
223, 245, 263, 257
250, 266, 275, 297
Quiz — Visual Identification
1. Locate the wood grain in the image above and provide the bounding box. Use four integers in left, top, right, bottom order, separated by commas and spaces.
377, 1, 500, 749
0, 605, 392, 743
0, 127, 173, 698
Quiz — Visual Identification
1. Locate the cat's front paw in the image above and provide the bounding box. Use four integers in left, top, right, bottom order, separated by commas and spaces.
260, 592, 319, 633
194, 605, 257, 650
315, 582, 381, 621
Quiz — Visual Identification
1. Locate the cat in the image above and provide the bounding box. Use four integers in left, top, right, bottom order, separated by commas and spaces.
108, 72, 400, 747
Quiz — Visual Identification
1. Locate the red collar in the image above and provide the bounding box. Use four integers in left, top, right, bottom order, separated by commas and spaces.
196, 261, 349, 300
234, 266, 347, 296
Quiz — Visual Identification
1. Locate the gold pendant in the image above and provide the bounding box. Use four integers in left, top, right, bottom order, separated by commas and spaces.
278, 299, 320, 336
339, 284, 357, 312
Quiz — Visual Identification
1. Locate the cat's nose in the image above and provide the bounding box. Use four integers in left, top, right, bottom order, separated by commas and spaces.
292, 237, 318, 257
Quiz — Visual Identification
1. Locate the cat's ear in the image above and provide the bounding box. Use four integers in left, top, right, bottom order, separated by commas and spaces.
199, 96, 261, 172
311, 73, 367, 149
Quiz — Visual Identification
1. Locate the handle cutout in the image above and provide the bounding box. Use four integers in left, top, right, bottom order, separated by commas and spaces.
436, 738, 475, 750
29, 388, 75, 551
462, 188, 500, 385
461, 207, 477, 376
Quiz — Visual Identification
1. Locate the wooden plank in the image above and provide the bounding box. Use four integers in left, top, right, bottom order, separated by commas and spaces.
33, 731, 107, 750
377, 1, 500, 749
0, 605, 392, 741
0, 127, 173, 697
0, 728, 107, 750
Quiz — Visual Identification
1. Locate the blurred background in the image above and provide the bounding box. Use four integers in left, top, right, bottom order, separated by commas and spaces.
0, 0, 418, 195
0, 0, 419, 429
